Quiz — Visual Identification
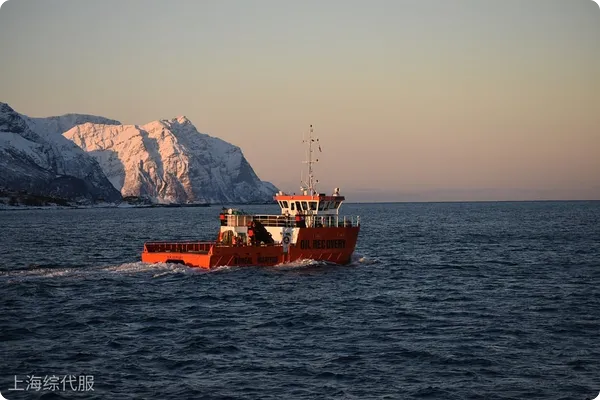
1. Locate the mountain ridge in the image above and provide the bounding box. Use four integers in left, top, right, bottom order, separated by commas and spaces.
0, 102, 122, 202
0, 102, 277, 205
64, 116, 278, 204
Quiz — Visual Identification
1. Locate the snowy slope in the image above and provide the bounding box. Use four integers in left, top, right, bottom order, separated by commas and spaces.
0, 102, 122, 202
64, 116, 278, 204
26, 113, 121, 140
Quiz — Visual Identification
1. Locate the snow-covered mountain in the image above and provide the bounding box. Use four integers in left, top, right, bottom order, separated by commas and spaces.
27, 113, 121, 137
0, 102, 122, 202
64, 116, 278, 204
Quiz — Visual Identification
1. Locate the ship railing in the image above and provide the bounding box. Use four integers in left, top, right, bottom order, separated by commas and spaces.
224, 214, 360, 228
144, 241, 213, 254
214, 242, 279, 248
306, 215, 361, 228
225, 214, 297, 228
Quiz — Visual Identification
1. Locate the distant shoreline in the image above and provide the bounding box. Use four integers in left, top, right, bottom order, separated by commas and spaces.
343, 199, 600, 204
1, 199, 598, 212
0, 201, 282, 211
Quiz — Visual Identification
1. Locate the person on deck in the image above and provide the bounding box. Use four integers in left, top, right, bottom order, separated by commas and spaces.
247, 226, 255, 246
295, 211, 306, 228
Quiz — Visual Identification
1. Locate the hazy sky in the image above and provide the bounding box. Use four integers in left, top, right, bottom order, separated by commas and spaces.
1, 0, 598, 201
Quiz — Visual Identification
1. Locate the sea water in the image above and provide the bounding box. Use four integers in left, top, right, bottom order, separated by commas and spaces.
1, 202, 599, 399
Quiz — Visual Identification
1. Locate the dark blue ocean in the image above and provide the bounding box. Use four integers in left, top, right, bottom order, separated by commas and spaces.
1, 202, 599, 400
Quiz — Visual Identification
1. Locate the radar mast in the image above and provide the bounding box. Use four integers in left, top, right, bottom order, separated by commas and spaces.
300, 125, 320, 195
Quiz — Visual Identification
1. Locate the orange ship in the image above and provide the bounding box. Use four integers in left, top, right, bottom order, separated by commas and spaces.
141, 125, 360, 269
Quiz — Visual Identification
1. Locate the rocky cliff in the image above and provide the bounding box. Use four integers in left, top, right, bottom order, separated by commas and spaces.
0, 102, 122, 202
64, 116, 277, 204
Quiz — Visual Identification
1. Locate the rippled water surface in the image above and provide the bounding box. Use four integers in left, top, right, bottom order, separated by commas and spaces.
1, 202, 599, 399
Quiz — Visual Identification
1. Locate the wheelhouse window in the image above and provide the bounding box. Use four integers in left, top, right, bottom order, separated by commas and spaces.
310, 201, 317, 211
301, 201, 308, 211
291, 203, 295, 211
318, 201, 325, 211
282, 201, 289, 208
334, 201, 341, 209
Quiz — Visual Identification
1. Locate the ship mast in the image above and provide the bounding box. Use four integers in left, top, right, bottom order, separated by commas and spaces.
301, 124, 319, 195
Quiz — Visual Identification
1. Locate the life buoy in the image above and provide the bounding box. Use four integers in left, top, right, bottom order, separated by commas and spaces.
283, 236, 290, 244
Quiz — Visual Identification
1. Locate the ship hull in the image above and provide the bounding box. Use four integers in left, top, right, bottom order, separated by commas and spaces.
142, 227, 359, 269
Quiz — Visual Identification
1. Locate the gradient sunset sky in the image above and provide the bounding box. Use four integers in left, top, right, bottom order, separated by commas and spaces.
1, 0, 598, 201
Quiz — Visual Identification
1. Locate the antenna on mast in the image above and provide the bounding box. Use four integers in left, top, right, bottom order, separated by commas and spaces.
301, 124, 319, 195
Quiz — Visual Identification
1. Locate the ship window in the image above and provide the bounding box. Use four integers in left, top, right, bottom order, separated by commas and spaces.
310, 201, 317, 211
296, 201, 301, 211
301, 201, 308, 211
334, 201, 341, 208
318, 201, 325, 211
291, 203, 295, 211
282, 201, 289, 208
